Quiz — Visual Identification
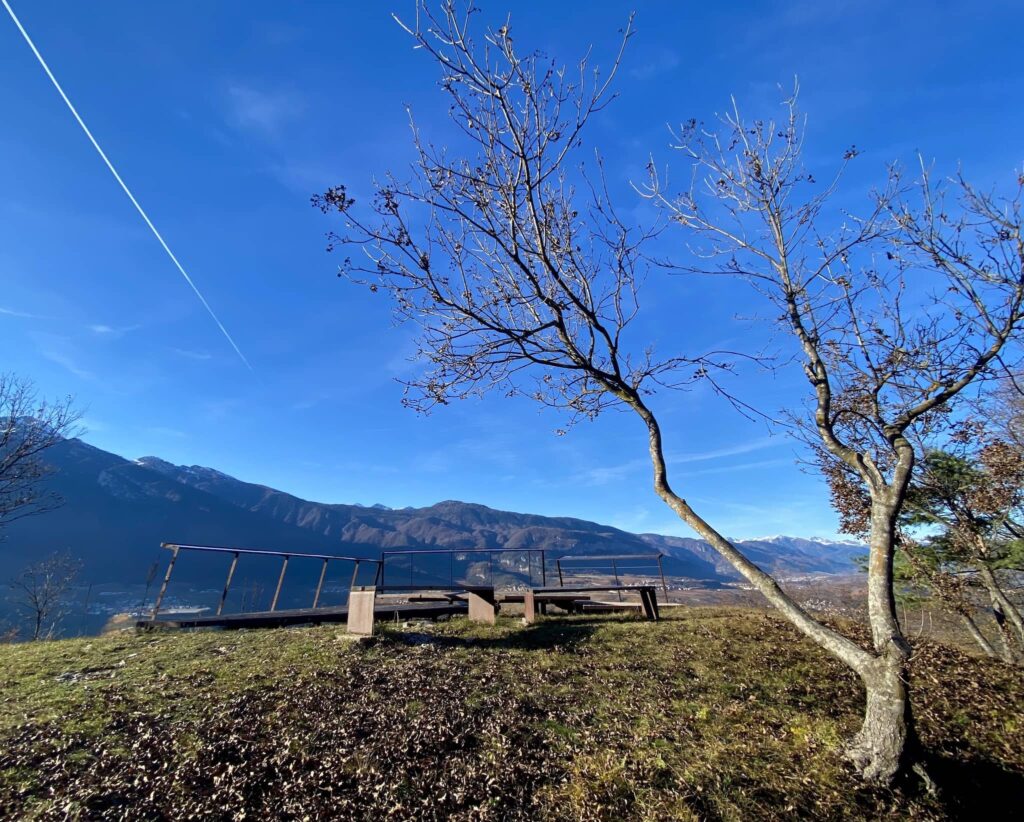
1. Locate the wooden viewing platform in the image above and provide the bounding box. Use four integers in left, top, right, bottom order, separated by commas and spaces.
138, 543, 669, 635
137, 599, 467, 631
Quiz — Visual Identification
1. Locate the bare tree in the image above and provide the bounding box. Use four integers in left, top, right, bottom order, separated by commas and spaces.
312, 2, 960, 787
0, 373, 80, 531
643, 90, 1024, 781
991, 375, 1024, 451
8, 551, 82, 640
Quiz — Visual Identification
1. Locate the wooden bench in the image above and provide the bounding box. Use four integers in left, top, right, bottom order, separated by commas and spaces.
358, 586, 501, 629
523, 585, 659, 624
500, 591, 591, 615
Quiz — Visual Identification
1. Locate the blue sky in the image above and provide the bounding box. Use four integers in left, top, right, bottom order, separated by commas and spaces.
1, 0, 1021, 540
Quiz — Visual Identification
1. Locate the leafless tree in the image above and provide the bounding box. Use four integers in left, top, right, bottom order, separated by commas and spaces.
642, 89, 1024, 782
0, 373, 80, 531
313, 1, 953, 788
8, 551, 82, 640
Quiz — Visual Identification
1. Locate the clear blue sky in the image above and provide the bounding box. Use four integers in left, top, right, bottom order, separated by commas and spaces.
1, 1, 1021, 540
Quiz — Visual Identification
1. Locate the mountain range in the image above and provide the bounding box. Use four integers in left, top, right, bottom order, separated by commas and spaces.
0, 436, 866, 586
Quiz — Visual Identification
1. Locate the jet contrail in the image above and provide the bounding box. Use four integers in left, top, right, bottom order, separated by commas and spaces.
2, 0, 253, 372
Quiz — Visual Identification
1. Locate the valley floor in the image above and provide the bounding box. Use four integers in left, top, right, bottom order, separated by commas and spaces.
0, 609, 1021, 820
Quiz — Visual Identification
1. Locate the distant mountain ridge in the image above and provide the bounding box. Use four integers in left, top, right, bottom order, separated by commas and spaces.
0, 437, 866, 585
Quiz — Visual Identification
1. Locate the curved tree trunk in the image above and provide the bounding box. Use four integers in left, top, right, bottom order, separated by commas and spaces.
978, 565, 1024, 647
630, 399, 919, 783
632, 403, 872, 672
960, 611, 999, 659
987, 598, 1017, 665
990, 605, 1016, 664
841, 492, 917, 783
846, 644, 914, 783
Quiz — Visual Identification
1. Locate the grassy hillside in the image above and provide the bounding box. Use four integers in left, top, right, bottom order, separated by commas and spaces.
1, 609, 1021, 820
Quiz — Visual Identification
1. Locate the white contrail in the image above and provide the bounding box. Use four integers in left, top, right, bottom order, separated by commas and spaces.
2, 0, 253, 372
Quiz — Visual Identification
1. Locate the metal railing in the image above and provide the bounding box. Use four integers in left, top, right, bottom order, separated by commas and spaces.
148, 544, 669, 618
150, 542, 382, 619
379, 547, 549, 591
378, 548, 669, 596
554, 553, 668, 597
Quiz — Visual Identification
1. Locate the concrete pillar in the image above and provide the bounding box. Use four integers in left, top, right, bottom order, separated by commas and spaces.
466, 587, 497, 624
347, 586, 377, 635
523, 590, 537, 625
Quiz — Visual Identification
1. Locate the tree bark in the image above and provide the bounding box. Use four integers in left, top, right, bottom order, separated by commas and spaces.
631, 393, 920, 783
978, 564, 1024, 647
846, 645, 914, 784
988, 599, 1017, 664
960, 612, 999, 659
843, 492, 916, 783
632, 401, 874, 671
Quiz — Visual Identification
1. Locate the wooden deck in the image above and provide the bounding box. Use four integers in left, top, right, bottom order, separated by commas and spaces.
136, 600, 467, 631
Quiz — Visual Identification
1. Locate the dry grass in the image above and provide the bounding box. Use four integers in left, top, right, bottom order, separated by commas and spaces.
0, 608, 1021, 820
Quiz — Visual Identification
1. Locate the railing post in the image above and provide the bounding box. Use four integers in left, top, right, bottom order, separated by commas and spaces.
150, 545, 180, 619
556, 559, 564, 588
312, 558, 329, 609
349, 559, 360, 591
657, 554, 668, 596
270, 555, 289, 612
540, 549, 547, 587
612, 558, 623, 601
217, 551, 239, 616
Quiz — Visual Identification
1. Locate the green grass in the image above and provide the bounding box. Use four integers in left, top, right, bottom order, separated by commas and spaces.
0, 608, 1021, 820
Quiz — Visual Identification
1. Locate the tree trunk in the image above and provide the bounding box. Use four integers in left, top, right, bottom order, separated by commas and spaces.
630, 402, 921, 783
987, 599, 1017, 665
630, 397, 925, 783
960, 611, 999, 659
845, 491, 917, 784
978, 565, 1024, 647
846, 644, 914, 783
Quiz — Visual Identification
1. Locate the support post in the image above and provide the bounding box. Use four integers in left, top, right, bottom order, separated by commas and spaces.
150, 545, 180, 619
557, 560, 564, 587
612, 559, 623, 601
523, 590, 537, 625
657, 554, 668, 596
217, 552, 239, 616
312, 558, 329, 609
640, 587, 660, 621
466, 586, 497, 624
271, 555, 289, 612
540, 550, 547, 587
347, 585, 377, 636
349, 559, 360, 591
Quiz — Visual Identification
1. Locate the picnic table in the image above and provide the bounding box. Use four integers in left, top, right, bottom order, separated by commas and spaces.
523, 584, 659, 624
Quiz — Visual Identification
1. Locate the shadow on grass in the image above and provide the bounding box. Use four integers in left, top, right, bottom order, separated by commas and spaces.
922, 753, 1024, 813
387, 615, 640, 652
